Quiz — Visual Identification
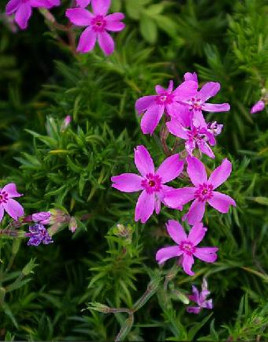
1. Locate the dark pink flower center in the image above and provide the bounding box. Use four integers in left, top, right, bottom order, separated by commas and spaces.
156, 92, 174, 105
189, 97, 203, 111
195, 183, 213, 202
141, 173, 162, 194
179, 240, 196, 255
0, 191, 9, 204
91, 15, 106, 32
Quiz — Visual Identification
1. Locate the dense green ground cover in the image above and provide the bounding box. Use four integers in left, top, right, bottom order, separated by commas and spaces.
0, 0, 268, 340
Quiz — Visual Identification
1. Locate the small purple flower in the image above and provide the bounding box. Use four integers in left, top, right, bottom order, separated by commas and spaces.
156, 220, 218, 276
165, 156, 236, 225
66, 0, 125, 55
26, 224, 53, 246
207, 121, 223, 136
187, 278, 213, 314
0, 183, 24, 222
111, 145, 184, 223
32, 211, 51, 225
135, 80, 198, 135
5, 0, 60, 30
250, 100, 265, 114
61, 115, 72, 131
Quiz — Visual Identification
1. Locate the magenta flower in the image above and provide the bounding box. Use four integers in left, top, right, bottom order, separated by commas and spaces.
0, 183, 24, 222
5, 0, 60, 30
156, 220, 218, 276
250, 100, 265, 114
135, 80, 198, 135
187, 278, 213, 314
166, 118, 218, 159
66, 0, 125, 55
75, 0, 90, 8
165, 156, 236, 225
111, 145, 184, 223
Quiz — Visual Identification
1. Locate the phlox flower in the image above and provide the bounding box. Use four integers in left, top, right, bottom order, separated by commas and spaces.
111, 145, 184, 223
0, 183, 24, 222
66, 0, 125, 55
250, 100, 265, 114
156, 220, 218, 276
135, 80, 198, 135
26, 223, 53, 246
187, 278, 213, 314
5, 0, 60, 30
165, 156, 236, 225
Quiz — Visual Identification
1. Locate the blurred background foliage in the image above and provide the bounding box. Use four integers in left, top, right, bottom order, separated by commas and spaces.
0, 0, 268, 340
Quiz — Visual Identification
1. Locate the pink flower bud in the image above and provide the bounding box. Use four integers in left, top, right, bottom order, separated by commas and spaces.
250, 100, 265, 114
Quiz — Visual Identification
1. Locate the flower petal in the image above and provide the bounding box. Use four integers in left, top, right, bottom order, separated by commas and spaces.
202, 102, 230, 112
15, 3, 32, 30
111, 173, 143, 192
92, 0, 110, 15
135, 95, 157, 114
183, 199, 206, 225
198, 82, 220, 101
164, 187, 195, 208
192, 110, 206, 128
156, 246, 182, 264
187, 306, 201, 314
66, 8, 93, 26
2, 183, 22, 198
77, 27, 97, 53
208, 191, 236, 213
182, 254, 195, 276
0, 206, 4, 222
140, 104, 164, 135
135, 190, 155, 223
166, 103, 192, 126
106, 12, 124, 22
98, 31, 114, 55
173, 80, 198, 100
166, 219, 187, 244
156, 154, 184, 183
134, 145, 154, 176
6, 0, 20, 15
106, 20, 125, 32
184, 72, 198, 83
208, 159, 232, 189
188, 222, 207, 246
76, 0, 90, 7
194, 247, 218, 263
198, 141, 215, 159
3, 199, 24, 220
166, 119, 189, 139
251, 100, 265, 114
187, 156, 207, 186
30, 0, 57, 8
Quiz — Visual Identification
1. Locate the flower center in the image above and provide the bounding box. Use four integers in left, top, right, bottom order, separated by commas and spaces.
156, 92, 174, 105
195, 183, 213, 202
179, 241, 195, 255
91, 15, 106, 32
0, 191, 8, 204
189, 97, 203, 111
141, 173, 162, 194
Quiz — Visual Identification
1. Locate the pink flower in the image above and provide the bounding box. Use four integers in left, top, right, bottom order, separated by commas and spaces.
75, 0, 90, 8
187, 278, 213, 314
5, 0, 60, 30
135, 80, 198, 135
66, 0, 125, 55
166, 118, 218, 159
165, 156, 236, 225
0, 183, 24, 221
250, 100, 265, 114
156, 220, 218, 276
61, 115, 72, 131
111, 145, 184, 223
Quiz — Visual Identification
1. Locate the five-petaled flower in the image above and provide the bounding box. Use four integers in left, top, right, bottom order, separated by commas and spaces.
164, 156, 236, 225
26, 223, 53, 246
187, 278, 213, 314
5, 0, 60, 30
66, 0, 125, 55
0, 183, 24, 222
156, 220, 218, 276
135, 80, 198, 135
111, 145, 184, 223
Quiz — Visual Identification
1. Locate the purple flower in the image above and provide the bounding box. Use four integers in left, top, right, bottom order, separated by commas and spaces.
61, 115, 72, 131
207, 121, 223, 136
75, 0, 90, 8
135, 80, 198, 135
111, 145, 184, 223
187, 278, 213, 314
165, 156, 236, 225
66, 0, 125, 55
5, 0, 60, 30
156, 220, 218, 276
250, 100, 265, 114
0, 183, 24, 222
166, 118, 218, 159
26, 223, 53, 246
32, 211, 51, 225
